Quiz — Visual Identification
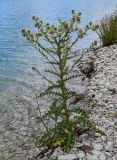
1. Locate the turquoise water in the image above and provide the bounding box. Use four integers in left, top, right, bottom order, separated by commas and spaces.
0, 0, 116, 106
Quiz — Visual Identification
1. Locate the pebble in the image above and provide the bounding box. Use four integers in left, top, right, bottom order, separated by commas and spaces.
101, 136, 106, 141
94, 143, 103, 151
105, 152, 112, 157
112, 156, 117, 160
78, 151, 85, 158
57, 154, 78, 160
92, 150, 101, 156
99, 153, 106, 160
86, 154, 98, 160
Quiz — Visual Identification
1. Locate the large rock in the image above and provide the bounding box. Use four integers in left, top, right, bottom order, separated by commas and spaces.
80, 60, 94, 77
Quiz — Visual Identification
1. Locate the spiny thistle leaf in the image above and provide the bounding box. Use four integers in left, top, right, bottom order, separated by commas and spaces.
64, 74, 79, 81
46, 61, 59, 65
45, 69, 59, 77
40, 90, 62, 97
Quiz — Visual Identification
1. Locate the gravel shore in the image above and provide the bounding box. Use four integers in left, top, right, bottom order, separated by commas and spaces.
0, 44, 117, 160
57, 44, 117, 160
85, 44, 117, 160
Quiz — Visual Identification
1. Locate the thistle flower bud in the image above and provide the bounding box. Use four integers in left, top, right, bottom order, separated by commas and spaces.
49, 27, 55, 35
46, 23, 49, 26
49, 31, 54, 35
33, 35, 38, 41
79, 12, 82, 16
32, 16, 36, 20
34, 22, 39, 27
72, 9, 75, 14
71, 17, 75, 23
35, 32, 42, 37
95, 24, 99, 29
63, 22, 69, 29
35, 17, 39, 21
32, 16, 39, 22
86, 25, 90, 30
57, 27, 63, 35
64, 45, 70, 52
93, 40, 97, 46
78, 29, 84, 38
54, 27, 57, 31
27, 30, 30, 34
32, 66, 39, 72
76, 15, 80, 22
26, 36, 31, 42
46, 26, 50, 30
21, 30, 26, 37
89, 22, 93, 26
21, 28, 25, 33
92, 26, 96, 31
92, 24, 99, 31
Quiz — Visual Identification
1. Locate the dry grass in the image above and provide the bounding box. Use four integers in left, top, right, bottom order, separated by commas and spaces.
97, 9, 117, 46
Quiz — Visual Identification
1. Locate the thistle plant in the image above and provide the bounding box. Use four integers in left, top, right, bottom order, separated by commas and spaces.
21, 10, 96, 157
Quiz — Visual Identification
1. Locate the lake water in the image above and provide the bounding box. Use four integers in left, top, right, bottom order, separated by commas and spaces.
0, 0, 116, 107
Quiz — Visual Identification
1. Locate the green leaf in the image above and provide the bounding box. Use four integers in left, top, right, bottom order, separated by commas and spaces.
64, 74, 79, 81
45, 69, 59, 77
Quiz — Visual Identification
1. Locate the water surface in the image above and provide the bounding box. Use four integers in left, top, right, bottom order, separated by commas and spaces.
0, 0, 116, 107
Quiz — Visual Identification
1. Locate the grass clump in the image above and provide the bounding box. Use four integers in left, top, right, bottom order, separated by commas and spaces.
21, 10, 96, 158
97, 10, 117, 46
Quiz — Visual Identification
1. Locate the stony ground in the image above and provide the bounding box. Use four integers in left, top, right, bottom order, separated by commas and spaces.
0, 89, 38, 160
85, 44, 117, 160
0, 44, 117, 160
57, 44, 117, 160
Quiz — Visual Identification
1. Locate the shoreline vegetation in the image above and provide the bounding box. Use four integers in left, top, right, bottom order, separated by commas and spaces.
0, 8, 117, 160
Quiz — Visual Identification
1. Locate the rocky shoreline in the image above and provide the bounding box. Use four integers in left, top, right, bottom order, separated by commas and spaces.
0, 44, 117, 160
86, 44, 117, 160
57, 44, 117, 160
